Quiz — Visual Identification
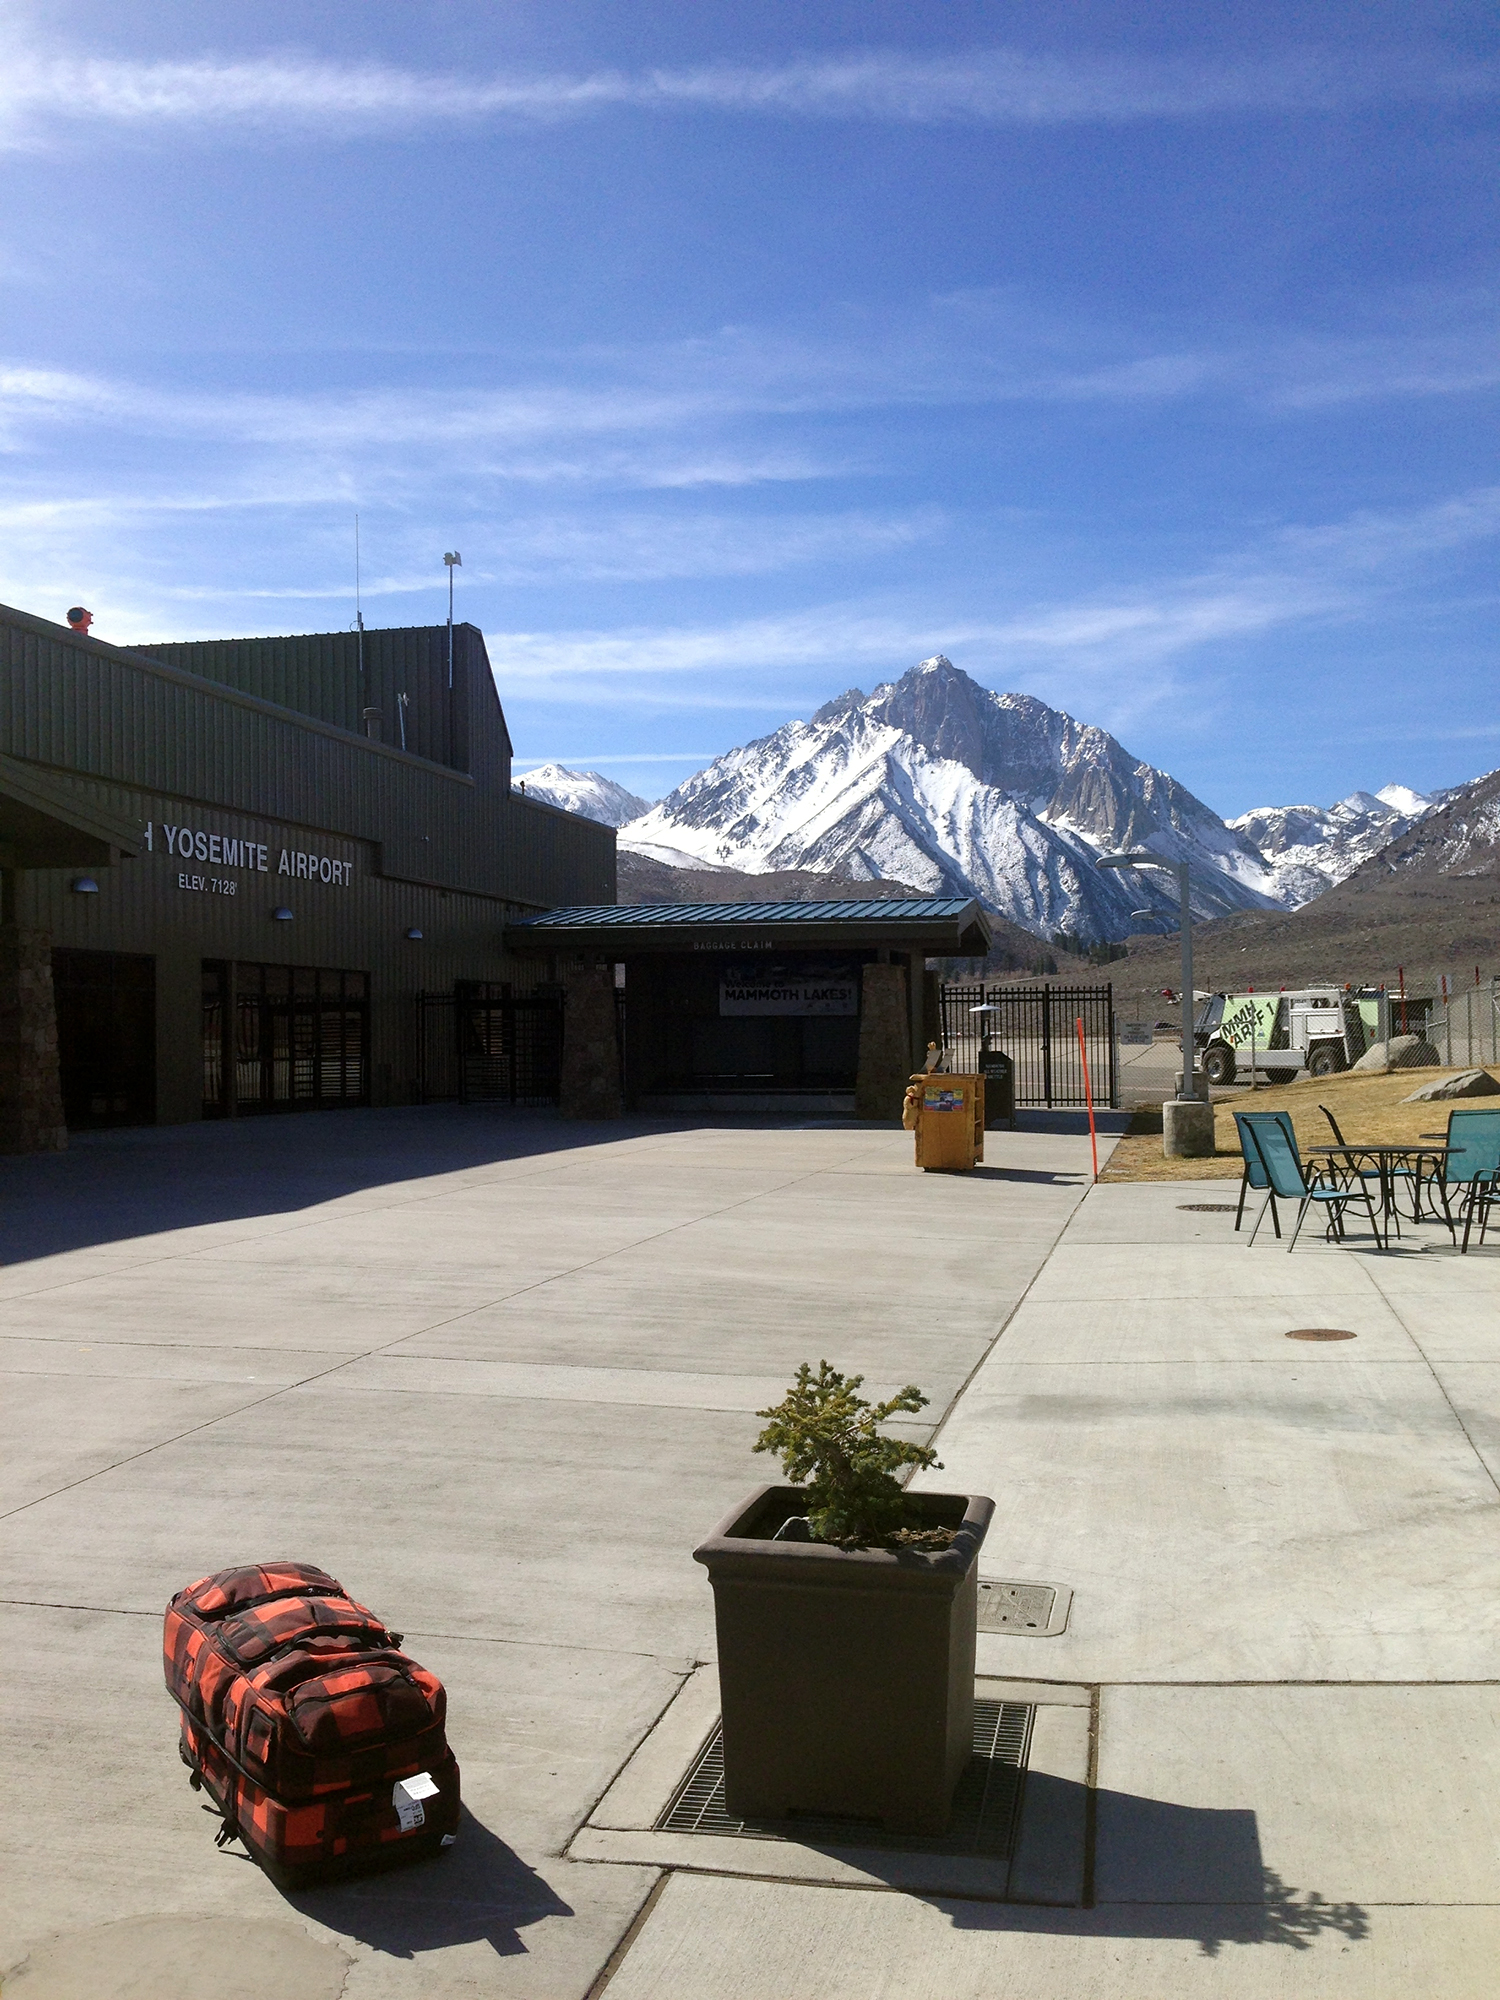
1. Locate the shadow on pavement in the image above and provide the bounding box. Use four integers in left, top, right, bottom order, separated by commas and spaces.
0, 1106, 615, 1268
805, 1783, 1368, 1958
940, 1870, 1370, 1957
286, 1807, 573, 1959
1013, 1111, 1133, 1137
1, 1101, 1113, 1271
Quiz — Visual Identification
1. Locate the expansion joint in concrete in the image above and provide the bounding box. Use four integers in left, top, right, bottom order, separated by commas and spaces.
922, 1174, 1101, 1462
1362, 1264, 1500, 1505
582, 1873, 672, 1999
1082, 1683, 1101, 1909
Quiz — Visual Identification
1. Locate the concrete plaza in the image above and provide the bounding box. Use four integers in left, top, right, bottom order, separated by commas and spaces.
0, 1106, 1496, 1997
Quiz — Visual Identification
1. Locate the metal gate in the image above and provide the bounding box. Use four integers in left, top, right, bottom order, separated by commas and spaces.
415, 986, 562, 1106
940, 983, 1117, 1109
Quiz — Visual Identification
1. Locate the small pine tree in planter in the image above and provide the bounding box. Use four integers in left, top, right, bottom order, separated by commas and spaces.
751, 1361, 953, 1549
694, 1360, 994, 1835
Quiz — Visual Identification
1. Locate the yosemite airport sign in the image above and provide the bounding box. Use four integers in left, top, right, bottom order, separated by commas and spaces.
142, 820, 354, 892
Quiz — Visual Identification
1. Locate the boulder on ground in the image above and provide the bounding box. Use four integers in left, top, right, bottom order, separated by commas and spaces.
1401, 1068, 1500, 1103
1352, 1034, 1441, 1074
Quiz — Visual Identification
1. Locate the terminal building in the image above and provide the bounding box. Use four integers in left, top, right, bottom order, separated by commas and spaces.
509, 899, 991, 1115
0, 602, 612, 1144
0, 600, 991, 1149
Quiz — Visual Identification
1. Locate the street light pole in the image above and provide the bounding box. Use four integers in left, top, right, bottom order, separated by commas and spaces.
1175, 859, 1195, 1103
1097, 850, 1200, 1102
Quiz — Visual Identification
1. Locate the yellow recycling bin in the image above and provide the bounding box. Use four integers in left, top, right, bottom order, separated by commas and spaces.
904, 1073, 985, 1171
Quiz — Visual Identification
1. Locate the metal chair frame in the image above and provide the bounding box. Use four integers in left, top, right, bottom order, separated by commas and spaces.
1231, 1109, 1291, 1236
1241, 1113, 1386, 1253
1434, 1109, 1500, 1254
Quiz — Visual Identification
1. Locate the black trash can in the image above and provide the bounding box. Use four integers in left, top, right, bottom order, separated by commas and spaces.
978, 1046, 1017, 1130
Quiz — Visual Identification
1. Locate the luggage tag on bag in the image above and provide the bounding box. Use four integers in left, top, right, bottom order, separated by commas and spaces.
393, 1770, 440, 1831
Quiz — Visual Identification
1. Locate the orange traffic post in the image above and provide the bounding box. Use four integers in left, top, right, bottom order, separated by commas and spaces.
1076, 1015, 1098, 1181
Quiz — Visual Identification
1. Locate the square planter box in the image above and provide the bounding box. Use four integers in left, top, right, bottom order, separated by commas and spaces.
693, 1483, 994, 1836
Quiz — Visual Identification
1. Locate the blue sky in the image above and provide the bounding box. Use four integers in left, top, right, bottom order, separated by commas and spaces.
2, 1, 1496, 816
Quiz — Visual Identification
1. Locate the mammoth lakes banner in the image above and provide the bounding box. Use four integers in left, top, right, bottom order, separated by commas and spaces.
719, 962, 858, 1017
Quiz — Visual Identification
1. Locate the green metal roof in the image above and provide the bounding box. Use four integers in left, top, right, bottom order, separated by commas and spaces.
510, 898, 993, 954
517, 898, 976, 927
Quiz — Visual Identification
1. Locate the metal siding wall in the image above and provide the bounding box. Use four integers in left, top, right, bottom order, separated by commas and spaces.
20, 781, 550, 1117
136, 623, 494, 780
1, 611, 612, 907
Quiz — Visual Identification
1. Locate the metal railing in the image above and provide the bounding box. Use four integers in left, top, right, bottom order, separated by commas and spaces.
940, 983, 1118, 1108
415, 988, 562, 1105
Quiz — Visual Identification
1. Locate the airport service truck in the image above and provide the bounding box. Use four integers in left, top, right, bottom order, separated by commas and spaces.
1193, 989, 1390, 1086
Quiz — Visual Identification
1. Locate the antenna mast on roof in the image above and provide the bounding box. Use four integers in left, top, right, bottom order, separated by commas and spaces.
355, 514, 365, 675
443, 550, 461, 688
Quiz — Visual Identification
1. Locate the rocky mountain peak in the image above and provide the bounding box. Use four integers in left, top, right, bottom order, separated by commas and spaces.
620, 656, 1285, 938
614, 657, 1462, 941
517, 763, 652, 829
810, 687, 868, 727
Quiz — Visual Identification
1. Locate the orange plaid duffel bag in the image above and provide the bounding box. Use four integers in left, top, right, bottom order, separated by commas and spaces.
164, 1562, 460, 1887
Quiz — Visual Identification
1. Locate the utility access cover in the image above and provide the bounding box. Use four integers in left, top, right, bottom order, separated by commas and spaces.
977, 1579, 1071, 1636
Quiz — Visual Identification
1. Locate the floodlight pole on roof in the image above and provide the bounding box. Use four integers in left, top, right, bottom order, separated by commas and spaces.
443, 551, 461, 689
355, 514, 365, 676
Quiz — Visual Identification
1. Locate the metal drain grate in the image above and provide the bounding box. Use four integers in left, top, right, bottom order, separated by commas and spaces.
657, 1699, 1032, 1855
1178, 1203, 1239, 1213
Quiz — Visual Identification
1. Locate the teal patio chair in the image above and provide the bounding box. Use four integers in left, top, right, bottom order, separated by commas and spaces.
1242, 1112, 1385, 1253
1320, 1101, 1415, 1232
1231, 1109, 1293, 1235
1438, 1108, 1500, 1253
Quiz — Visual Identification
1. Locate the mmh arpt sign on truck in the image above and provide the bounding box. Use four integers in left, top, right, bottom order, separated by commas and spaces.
1195, 988, 1371, 1086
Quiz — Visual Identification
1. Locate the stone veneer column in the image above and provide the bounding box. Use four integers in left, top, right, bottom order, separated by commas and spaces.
854, 961, 911, 1121
559, 962, 624, 1119
0, 926, 68, 1154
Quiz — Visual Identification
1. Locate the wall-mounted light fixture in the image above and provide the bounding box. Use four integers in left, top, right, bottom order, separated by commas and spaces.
71, 876, 100, 894
405, 927, 424, 941
271, 907, 295, 922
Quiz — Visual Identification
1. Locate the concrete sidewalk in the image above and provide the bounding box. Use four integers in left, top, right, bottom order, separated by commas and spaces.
604, 1178, 1500, 1999
3, 1110, 1496, 1997
0, 1107, 1096, 1998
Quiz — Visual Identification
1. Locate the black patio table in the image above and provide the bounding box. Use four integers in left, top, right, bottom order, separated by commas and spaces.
1305, 1142, 1458, 1241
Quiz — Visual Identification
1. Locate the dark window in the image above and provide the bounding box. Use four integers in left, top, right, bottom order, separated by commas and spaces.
53, 949, 157, 1129
203, 960, 369, 1117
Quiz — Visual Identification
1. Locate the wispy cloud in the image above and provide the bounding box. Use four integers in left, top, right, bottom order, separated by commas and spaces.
481, 487, 1500, 718
5, 288, 1498, 492
514, 752, 720, 767
151, 509, 941, 594
1, 40, 1493, 149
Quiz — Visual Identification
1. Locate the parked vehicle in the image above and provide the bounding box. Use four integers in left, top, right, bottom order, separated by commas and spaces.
1195, 988, 1371, 1086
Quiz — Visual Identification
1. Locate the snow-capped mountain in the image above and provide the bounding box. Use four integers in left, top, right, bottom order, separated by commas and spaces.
1360, 767, 1500, 886
620, 657, 1285, 941
516, 763, 653, 828
1228, 785, 1443, 907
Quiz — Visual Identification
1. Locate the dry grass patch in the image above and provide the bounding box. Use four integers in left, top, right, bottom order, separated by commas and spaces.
1099, 1067, 1498, 1183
